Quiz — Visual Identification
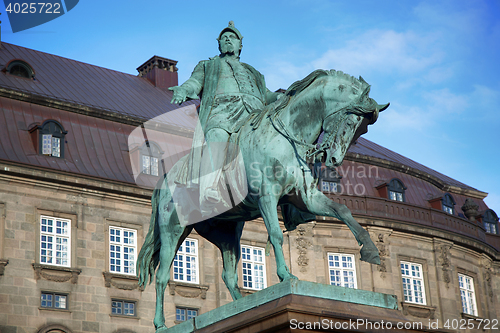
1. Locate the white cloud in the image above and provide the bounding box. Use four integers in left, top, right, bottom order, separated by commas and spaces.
311, 29, 444, 76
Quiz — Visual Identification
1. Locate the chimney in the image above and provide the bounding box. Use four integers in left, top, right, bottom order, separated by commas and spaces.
137, 56, 178, 89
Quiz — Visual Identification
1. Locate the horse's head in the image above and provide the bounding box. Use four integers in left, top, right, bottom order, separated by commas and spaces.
320, 72, 389, 167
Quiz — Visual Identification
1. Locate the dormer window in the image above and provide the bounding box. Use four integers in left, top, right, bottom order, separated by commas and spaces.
483, 209, 499, 234
388, 178, 406, 202
29, 120, 67, 158
320, 167, 342, 194
140, 142, 163, 176
442, 193, 455, 215
5, 60, 35, 79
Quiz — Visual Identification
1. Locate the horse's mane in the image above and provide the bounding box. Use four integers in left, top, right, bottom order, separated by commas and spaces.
249, 69, 370, 130
287, 69, 368, 96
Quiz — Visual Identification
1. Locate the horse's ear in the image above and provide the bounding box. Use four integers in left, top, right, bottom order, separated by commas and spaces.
359, 76, 368, 85
360, 85, 371, 100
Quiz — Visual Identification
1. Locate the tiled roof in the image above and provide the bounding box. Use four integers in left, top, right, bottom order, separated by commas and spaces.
348, 137, 478, 192
0, 42, 197, 130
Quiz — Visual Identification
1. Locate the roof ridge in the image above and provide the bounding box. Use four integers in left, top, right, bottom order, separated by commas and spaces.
2, 42, 139, 77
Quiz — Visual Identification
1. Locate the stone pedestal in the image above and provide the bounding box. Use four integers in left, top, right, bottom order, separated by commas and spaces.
160, 280, 448, 333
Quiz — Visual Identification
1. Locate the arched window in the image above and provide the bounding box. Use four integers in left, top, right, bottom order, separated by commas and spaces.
39, 120, 67, 158
6, 60, 35, 79
442, 193, 455, 214
483, 209, 499, 234
388, 178, 406, 202
140, 141, 163, 176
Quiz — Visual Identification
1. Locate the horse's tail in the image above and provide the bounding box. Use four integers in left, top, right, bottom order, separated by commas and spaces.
137, 173, 168, 287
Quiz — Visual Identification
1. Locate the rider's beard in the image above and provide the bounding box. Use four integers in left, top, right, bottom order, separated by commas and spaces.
220, 43, 239, 57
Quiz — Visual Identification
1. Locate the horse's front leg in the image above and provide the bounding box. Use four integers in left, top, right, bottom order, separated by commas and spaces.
258, 195, 297, 281
302, 190, 380, 265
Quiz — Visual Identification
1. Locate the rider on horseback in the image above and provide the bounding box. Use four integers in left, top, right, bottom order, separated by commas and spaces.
169, 21, 282, 216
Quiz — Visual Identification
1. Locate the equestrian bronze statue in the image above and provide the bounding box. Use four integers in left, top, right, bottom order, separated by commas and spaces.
137, 22, 389, 330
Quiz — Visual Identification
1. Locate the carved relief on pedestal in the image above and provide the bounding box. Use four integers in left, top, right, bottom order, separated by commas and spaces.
295, 223, 314, 273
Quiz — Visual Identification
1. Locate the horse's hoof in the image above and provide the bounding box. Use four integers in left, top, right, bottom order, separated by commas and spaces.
155, 325, 167, 332
360, 245, 381, 265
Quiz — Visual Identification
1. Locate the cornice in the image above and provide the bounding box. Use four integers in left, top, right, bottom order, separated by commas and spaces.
0, 160, 152, 201
345, 152, 488, 199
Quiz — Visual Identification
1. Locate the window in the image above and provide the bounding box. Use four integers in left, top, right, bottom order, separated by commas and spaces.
458, 274, 477, 316
173, 238, 199, 283
328, 253, 357, 288
400, 262, 426, 305
320, 167, 341, 194
483, 209, 499, 234
40, 216, 71, 267
111, 300, 136, 316
140, 142, 163, 176
442, 193, 455, 214
109, 227, 137, 275
321, 180, 339, 193
31, 120, 67, 158
6, 60, 35, 79
40, 292, 68, 309
388, 178, 406, 202
176, 307, 198, 322
241, 245, 266, 290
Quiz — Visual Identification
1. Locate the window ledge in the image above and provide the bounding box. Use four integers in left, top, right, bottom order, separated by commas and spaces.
460, 312, 482, 320
401, 302, 436, 319
39, 307, 71, 313
103, 272, 144, 291
168, 281, 209, 299
110, 314, 140, 320
0, 259, 8, 275
32, 263, 81, 284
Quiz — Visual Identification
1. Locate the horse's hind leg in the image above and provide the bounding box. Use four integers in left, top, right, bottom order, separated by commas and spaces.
154, 208, 192, 329
302, 190, 380, 265
194, 220, 244, 300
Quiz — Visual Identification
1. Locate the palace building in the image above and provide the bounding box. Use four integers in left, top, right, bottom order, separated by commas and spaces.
0, 42, 499, 333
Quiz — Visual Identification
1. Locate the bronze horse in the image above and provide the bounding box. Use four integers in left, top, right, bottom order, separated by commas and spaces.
137, 69, 389, 329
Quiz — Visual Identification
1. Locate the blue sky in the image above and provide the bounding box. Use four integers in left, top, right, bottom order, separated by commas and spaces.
2, 0, 499, 211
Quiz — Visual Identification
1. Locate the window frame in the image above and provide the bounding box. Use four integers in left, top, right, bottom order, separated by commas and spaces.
400, 261, 426, 305
458, 273, 478, 316
319, 167, 341, 194
483, 209, 499, 234
30, 120, 67, 158
111, 299, 137, 317
241, 244, 267, 291
109, 226, 138, 276
175, 306, 198, 322
140, 141, 163, 177
39, 215, 72, 268
173, 238, 199, 284
327, 252, 358, 289
388, 178, 406, 202
442, 193, 455, 215
40, 291, 69, 310
5, 59, 35, 79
